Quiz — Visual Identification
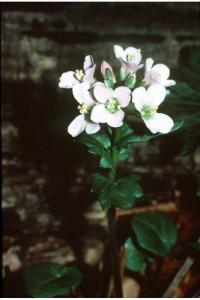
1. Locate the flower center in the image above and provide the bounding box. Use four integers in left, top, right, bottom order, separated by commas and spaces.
75, 69, 84, 81
105, 98, 121, 113
78, 103, 89, 114
127, 54, 136, 62
141, 106, 157, 119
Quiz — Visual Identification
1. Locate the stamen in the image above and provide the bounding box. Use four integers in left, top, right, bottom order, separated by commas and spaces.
75, 69, 84, 81
78, 103, 89, 114
141, 106, 157, 119
127, 54, 136, 62
105, 98, 121, 113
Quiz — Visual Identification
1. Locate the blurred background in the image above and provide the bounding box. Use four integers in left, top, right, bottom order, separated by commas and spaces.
2, 2, 200, 298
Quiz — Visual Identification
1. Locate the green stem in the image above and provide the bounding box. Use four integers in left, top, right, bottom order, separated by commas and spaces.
107, 207, 123, 297
107, 128, 123, 298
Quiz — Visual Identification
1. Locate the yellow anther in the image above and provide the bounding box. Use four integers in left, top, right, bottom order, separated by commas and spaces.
78, 103, 89, 114
127, 55, 136, 62
75, 69, 84, 81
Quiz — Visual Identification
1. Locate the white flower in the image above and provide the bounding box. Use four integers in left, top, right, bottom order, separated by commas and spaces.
132, 84, 174, 134
91, 83, 131, 128
114, 45, 143, 74
59, 55, 96, 89
68, 83, 100, 137
144, 58, 176, 87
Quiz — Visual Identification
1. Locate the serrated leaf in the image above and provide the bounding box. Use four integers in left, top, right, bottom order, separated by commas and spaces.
113, 176, 143, 209
91, 173, 113, 209
125, 238, 148, 272
131, 212, 177, 256
23, 263, 82, 298
77, 133, 105, 156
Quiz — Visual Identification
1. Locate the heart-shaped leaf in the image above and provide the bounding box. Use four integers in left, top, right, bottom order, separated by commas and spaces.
24, 262, 82, 298
125, 238, 149, 272
131, 212, 177, 256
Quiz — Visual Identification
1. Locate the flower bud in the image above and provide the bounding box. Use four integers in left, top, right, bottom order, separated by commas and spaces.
119, 67, 127, 81
125, 74, 136, 89
101, 61, 116, 87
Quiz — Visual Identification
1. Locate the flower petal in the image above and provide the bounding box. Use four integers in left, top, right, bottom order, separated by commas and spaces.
151, 64, 170, 80
83, 55, 94, 71
93, 84, 113, 103
91, 104, 108, 123
124, 47, 142, 65
164, 79, 176, 87
145, 58, 154, 72
72, 83, 95, 105
114, 45, 126, 61
83, 65, 96, 85
147, 84, 167, 107
85, 122, 100, 134
143, 113, 174, 134
132, 87, 149, 111
106, 110, 125, 128
113, 86, 131, 107
59, 71, 78, 88
68, 115, 87, 137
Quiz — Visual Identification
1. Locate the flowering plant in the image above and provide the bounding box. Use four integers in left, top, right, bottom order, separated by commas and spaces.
58, 45, 182, 297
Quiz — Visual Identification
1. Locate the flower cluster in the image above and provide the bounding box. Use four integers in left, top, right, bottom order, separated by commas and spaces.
59, 45, 175, 137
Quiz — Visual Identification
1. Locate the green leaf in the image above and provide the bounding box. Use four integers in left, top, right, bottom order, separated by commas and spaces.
77, 130, 112, 169
92, 130, 111, 149
91, 173, 113, 209
91, 174, 143, 209
117, 121, 184, 147
125, 238, 148, 272
77, 133, 105, 156
99, 151, 113, 169
23, 263, 82, 298
131, 212, 177, 256
113, 176, 143, 209
118, 147, 129, 161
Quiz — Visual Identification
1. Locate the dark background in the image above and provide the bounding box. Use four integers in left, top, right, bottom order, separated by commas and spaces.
2, 2, 200, 297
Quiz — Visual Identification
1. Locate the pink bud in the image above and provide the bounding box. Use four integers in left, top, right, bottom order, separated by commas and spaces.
100, 61, 113, 76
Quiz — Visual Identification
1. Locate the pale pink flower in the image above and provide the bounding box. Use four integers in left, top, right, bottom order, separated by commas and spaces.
144, 58, 176, 87
91, 83, 131, 128
59, 55, 96, 89
114, 45, 143, 74
132, 84, 174, 134
68, 83, 100, 137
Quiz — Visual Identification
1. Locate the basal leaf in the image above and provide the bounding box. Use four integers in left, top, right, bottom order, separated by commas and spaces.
23, 262, 82, 298
125, 238, 148, 272
131, 212, 177, 256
